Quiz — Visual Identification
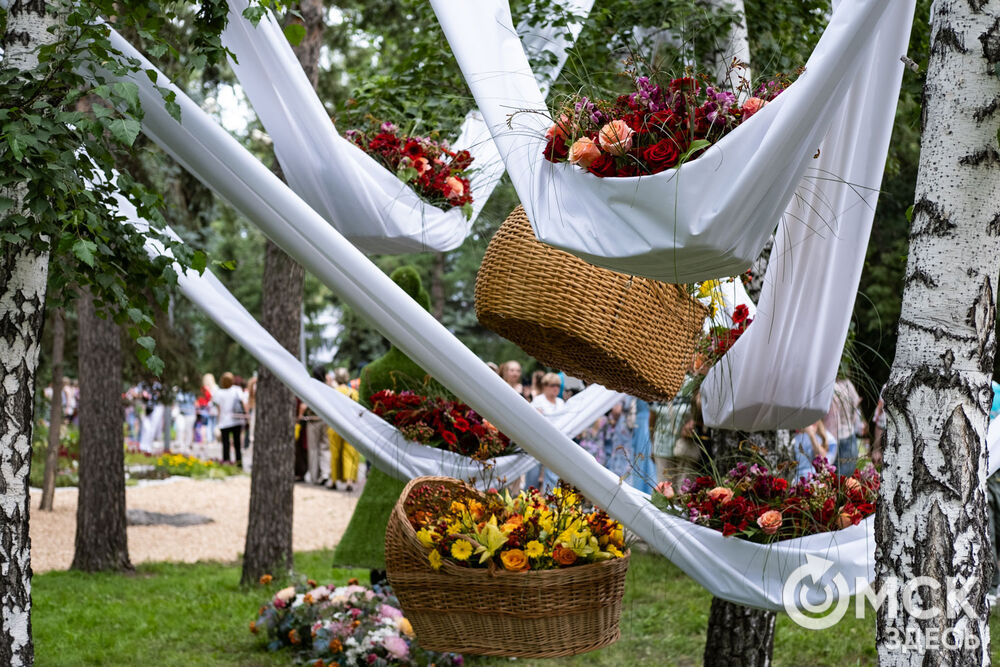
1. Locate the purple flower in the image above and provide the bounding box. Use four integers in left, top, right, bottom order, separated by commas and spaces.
380, 121, 397, 133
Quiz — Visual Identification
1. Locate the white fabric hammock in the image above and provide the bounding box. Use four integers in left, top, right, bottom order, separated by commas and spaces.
429, 0, 911, 284
700, 0, 916, 430
118, 197, 623, 487
100, 28, 991, 612
220, 0, 593, 254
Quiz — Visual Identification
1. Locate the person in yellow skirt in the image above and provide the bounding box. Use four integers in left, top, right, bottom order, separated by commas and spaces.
328, 367, 360, 491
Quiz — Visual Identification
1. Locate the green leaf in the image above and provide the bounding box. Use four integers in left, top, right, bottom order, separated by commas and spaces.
905, 205, 914, 222
71, 239, 98, 267
396, 166, 419, 183
214, 259, 237, 271
190, 250, 207, 273
106, 118, 141, 147
127, 307, 144, 323
0, 197, 14, 214
283, 23, 306, 47
679, 139, 712, 165
144, 353, 165, 376
136, 335, 156, 351
112, 81, 140, 110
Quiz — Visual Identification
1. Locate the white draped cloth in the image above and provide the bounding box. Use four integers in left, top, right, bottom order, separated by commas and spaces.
429, 0, 911, 284
221, 0, 593, 254
96, 19, 1000, 612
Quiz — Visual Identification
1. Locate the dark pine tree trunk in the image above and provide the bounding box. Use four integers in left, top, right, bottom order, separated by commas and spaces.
71, 290, 131, 572
40, 306, 65, 511
241, 0, 323, 585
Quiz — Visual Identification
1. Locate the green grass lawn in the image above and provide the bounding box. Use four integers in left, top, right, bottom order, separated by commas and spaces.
32, 549, 1000, 666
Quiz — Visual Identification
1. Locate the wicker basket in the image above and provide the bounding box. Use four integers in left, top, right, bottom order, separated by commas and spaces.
385, 476, 630, 658
475, 206, 709, 402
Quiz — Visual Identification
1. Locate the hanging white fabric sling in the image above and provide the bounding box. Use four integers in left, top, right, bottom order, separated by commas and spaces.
700, 0, 916, 430
119, 195, 625, 485
98, 30, 942, 611
220, 0, 594, 254
429, 0, 912, 284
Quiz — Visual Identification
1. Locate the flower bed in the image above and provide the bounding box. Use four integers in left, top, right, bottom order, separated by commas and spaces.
345, 121, 474, 217
252, 576, 461, 666
652, 460, 879, 543
369, 389, 515, 460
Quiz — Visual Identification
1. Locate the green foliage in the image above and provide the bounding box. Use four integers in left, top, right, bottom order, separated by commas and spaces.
0, 0, 244, 374
29, 421, 80, 488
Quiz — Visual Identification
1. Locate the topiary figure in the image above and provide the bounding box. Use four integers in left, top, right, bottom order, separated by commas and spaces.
333, 266, 447, 575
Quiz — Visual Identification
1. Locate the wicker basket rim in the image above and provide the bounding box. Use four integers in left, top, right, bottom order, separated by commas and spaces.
391, 476, 631, 579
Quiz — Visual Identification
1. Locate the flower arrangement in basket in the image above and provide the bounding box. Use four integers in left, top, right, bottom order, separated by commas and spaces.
345, 120, 474, 218
652, 460, 879, 543
251, 575, 463, 666
369, 389, 515, 460
541, 62, 791, 178
385, 476, 630, 658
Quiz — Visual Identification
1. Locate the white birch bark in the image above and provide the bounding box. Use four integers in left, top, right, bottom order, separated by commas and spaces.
876, 1, 1000, 664
709, 0, 751, 96
1, 2, 60, 665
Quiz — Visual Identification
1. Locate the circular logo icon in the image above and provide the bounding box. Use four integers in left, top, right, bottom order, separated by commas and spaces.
783, 554, 851, 630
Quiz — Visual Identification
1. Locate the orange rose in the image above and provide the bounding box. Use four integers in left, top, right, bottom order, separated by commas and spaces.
444, 176, 465, 199
837, 512, 854, 529
598, 119, 634, 156
741, 96, 767, 119
552, 544, 578, 566
756, 510, 783, 535
545, 114, 572, 141
258, 574, 272, 585
707, 486, 734, 504
500, 548, 530, 571
568, 137, 601, 168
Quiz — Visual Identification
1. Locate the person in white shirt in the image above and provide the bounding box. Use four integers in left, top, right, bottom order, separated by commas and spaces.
528, 372, 565, 491
212, 372, 247, 467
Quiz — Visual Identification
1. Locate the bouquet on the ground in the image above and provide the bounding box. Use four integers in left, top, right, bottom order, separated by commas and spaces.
369, 389, 515, 460
651, 460, 879, 543
251, 576, 462, 666
542, 65, 789, 178
405, 482, 626, 571
345, 120, 474, 218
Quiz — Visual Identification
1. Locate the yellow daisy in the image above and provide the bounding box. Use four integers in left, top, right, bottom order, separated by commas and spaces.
428, 550, 443, 570
524, 540, 544, 558
451, 540, 473, 561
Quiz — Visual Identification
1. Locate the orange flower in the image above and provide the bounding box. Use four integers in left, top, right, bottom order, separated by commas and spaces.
289, 628, 300, 644
552, 544, 578, 566
347, 577, 359, 585
844, 477, 861, 492
329, 638, 343, 653
307, 578, 317, 587
258, 574, 272, 585
249, 621, 258, 634
707, 486, 734, 505
568, 137, 601, 168
500, 548, 530, 571
598, 119, 634, 156
837, 512, 854, 529
756, 510, 783, 535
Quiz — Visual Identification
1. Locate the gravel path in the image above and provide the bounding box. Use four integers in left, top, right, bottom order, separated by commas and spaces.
28, 476, 359, 573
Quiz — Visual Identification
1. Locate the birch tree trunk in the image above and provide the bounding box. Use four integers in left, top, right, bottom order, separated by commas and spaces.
876, 2, 1000, 663
241, 0, 322, 586
71, 290, 131, 573
39, 306, 64, 511
1, 2, 60, 664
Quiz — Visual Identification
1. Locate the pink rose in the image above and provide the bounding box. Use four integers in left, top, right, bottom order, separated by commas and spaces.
655, 480, 675, 499
383, 635, 409, 660
568, 137, 601, 168
757, 510, 783, 535
444, 176, 464, 199
545, 114, 572, 141
380, 603, 403, 619
707, 486, 734, 504
741, 97, 767, 119
598, 120, 634, 156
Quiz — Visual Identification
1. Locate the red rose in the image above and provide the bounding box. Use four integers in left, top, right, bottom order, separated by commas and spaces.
543, 134, 569, 162
722, 522, 739, 536
649, 110, 682, 134
732, 304, 750, 324
441, 431, 458, 446
642, 138, 680, 173
588, 153, 618, 178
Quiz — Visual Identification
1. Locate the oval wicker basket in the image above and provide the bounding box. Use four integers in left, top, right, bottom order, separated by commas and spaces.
385, 476, 630, 658
475, 206, 709, 402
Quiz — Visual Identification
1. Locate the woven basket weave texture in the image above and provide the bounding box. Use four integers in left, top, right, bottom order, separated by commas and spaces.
475, 206, 708, 402
385, 476, 630, 658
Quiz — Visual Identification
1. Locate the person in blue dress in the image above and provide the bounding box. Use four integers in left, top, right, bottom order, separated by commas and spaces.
630, 398, 654, 493
602, 401, 634, 482
792, 419, 838, 480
